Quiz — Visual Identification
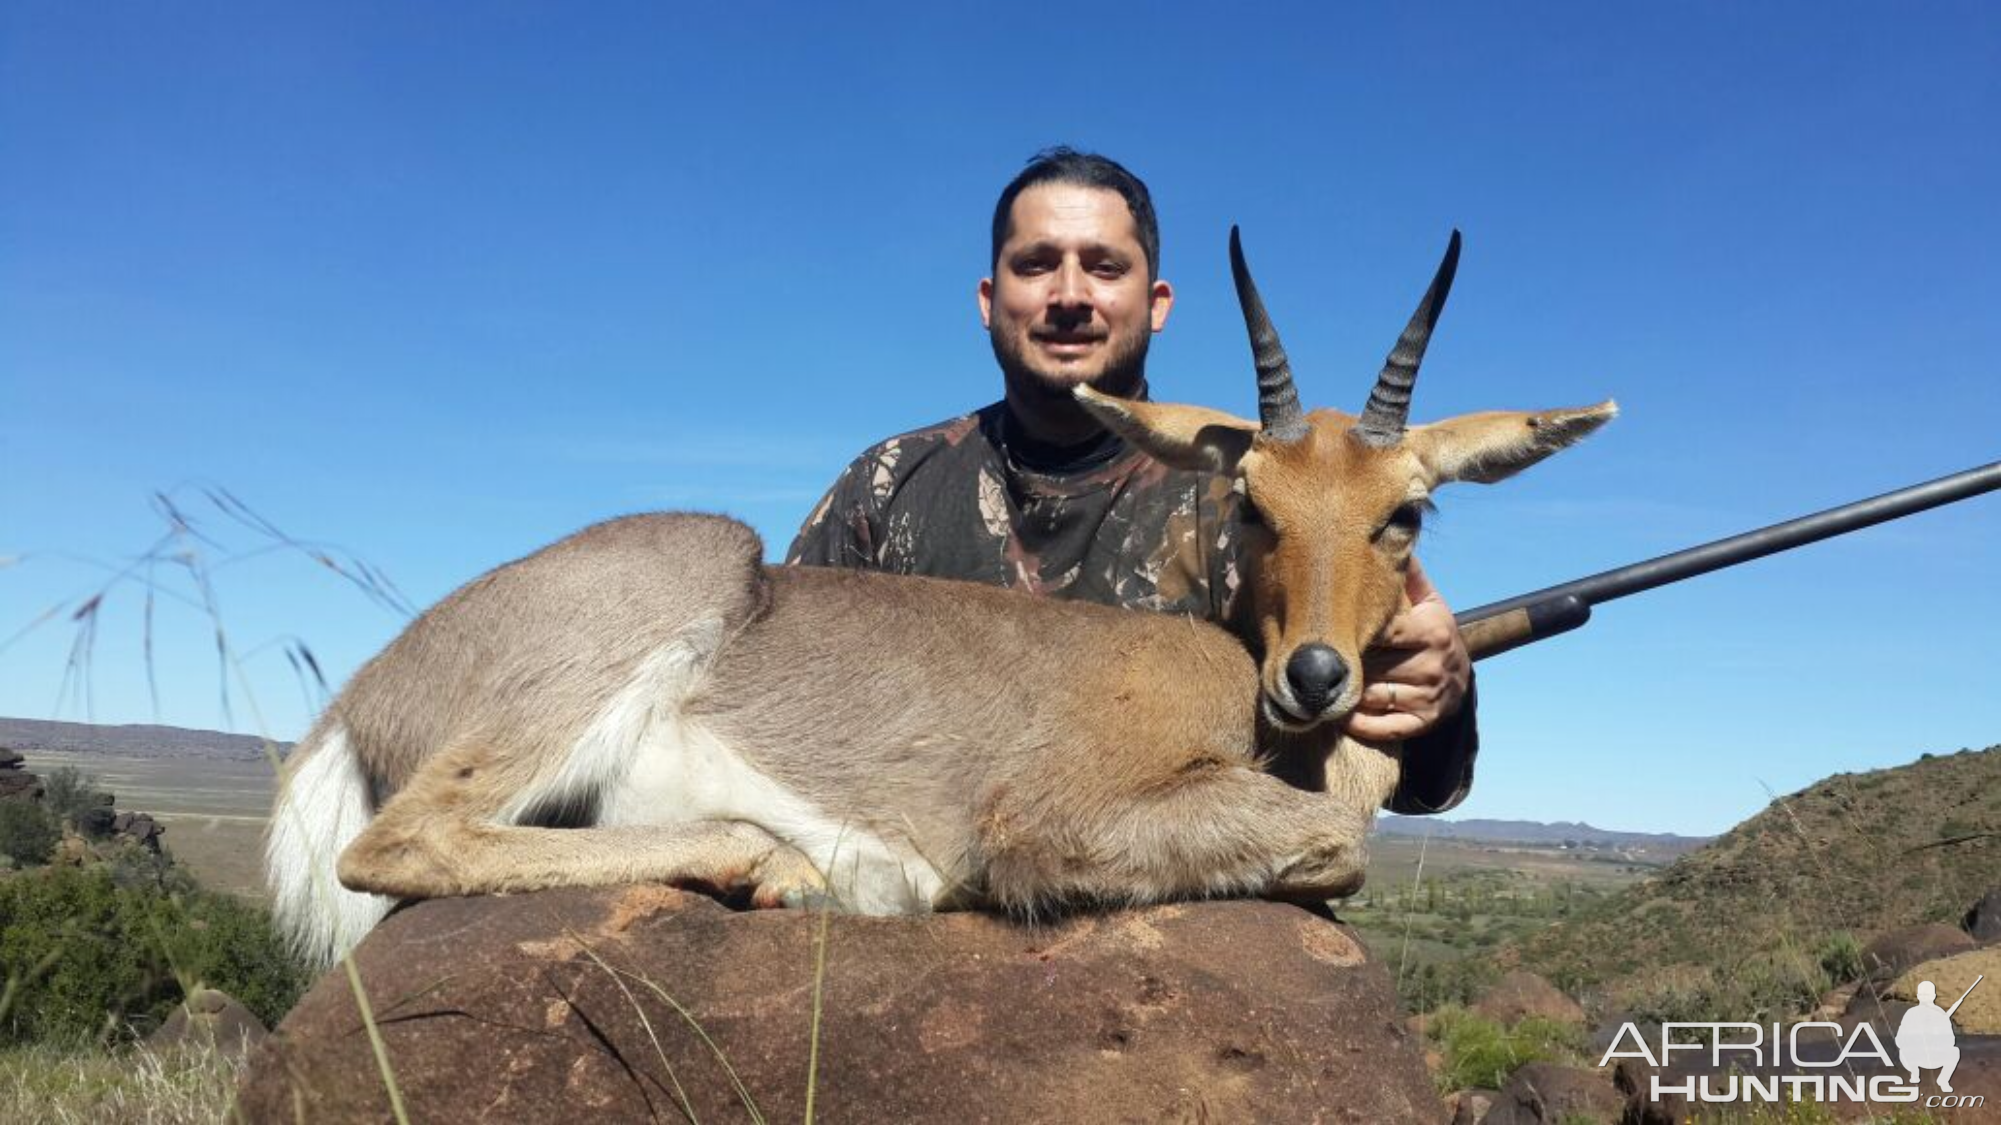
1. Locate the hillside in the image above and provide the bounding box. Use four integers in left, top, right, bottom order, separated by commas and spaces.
1513, 744, 1999, 1014
0, 716, 286, 761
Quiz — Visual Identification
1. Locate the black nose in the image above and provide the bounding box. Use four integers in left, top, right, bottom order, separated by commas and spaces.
1284, 644, 1349, 714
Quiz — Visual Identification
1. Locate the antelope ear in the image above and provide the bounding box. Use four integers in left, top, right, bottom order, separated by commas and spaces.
1075, 386, 1258, 473
1407, 401, 1618, 485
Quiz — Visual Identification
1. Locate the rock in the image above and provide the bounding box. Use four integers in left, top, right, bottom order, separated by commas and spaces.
1968, 887, 2001, 944
1812, 981, 1859, 1020
0, 771, 42, 801
1842, 986, 1915, 1035
52, 835, 89, 865
78, 806, 116, 837
1890, 946, 2001, 1035
239, 889, 1446, 1124
1480, 1062, 1621, 1125
1861, 923, 1975, 983
1471, 970, 1586, 1028
1446, 1087, 1496, 1124
1590, 1015, 1650, 1058
146, 988, 268, 1059
0, 748, 22, 768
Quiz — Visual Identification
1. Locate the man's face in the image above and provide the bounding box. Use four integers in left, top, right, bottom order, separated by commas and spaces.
981, 183, 1174, 404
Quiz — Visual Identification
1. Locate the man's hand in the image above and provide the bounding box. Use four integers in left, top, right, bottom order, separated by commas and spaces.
1343, 558, 1470, 742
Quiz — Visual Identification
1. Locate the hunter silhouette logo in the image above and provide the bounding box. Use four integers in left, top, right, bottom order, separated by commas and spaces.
1598, 970, 1990, 1110
1895, 974, 1983, 1093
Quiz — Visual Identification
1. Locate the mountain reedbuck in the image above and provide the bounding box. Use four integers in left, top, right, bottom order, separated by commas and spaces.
268, 229, 1615, 969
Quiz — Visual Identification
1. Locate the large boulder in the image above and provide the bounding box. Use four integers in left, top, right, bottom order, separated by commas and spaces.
1471, 970, 1586, 1028
238, 888, 1444, 1124
1891, 946, 2001, 1035
1861, 923, 1975, 983
0, 769, 41, 801
1480, 1062, 1620, 1125
146, 988, 268, 1058
1446, 1087, 1497, 1124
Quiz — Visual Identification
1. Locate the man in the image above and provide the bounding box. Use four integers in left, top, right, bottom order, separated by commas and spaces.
789, 148, 1476, 814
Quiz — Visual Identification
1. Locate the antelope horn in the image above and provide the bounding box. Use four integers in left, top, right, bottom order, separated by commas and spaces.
1354, 230, 1462, 448
1230, 226, 1307, 443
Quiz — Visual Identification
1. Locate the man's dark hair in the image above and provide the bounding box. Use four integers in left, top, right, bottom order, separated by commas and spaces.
991, 147, 1160, 280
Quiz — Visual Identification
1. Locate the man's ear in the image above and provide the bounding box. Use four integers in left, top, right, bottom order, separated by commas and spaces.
1407, 401, 1618, 485
1074, 386, 1257, 473
978, 277, 994, 329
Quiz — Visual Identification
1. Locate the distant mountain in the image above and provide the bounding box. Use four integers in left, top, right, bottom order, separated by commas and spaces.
1377, 814, 1710, 853
0, 716, 288, 762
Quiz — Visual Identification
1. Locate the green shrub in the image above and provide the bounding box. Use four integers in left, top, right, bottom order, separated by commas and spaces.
0, 803, 59, 867
1425, 1007, 1582, 1091
39, 767, 105, 831
1817, 932, 1864, 986
0, 866, 308, 1047
1398, 955, 1502, 1014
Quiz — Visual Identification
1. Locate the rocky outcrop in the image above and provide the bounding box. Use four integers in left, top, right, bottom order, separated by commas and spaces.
146, 988, 268, 1058
1445, 1087, 1496, 1124
1891, 947, 2000, 1035
108, 810, 165, 851
0, 748, 41, 801
239, 889, 1444, 1124
1861, 923, 1976, 983
1480, 1061, 1620, 1125
1471, 970, 1586, 1028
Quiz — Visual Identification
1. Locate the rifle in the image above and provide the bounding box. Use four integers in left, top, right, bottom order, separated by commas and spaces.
1946, 974, 1985, 1021
1457, 460, 2001, 661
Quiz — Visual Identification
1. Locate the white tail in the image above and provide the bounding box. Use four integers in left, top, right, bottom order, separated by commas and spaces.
267, 724, 395, 967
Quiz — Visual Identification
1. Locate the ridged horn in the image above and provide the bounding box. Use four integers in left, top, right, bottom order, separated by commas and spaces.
1229, 226, 1307, 443
1354, 230, 1462, 448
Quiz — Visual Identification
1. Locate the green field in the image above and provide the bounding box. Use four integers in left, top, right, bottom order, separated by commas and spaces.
1338, 833, 1661, 1008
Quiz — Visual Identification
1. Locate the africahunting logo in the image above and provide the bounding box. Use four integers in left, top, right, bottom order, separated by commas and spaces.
1598, 974, 1985, 1111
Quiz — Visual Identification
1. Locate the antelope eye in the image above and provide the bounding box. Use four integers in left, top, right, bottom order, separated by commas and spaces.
1385, 502, 1427, 536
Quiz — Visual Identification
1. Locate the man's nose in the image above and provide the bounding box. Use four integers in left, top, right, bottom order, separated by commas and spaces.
1049, 261, 1090, 309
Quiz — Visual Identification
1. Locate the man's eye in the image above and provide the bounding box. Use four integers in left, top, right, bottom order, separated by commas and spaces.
1091, 262, 1127, 278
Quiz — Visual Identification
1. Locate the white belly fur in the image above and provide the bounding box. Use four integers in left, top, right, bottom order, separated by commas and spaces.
603, 718, 947, 914
511, 619, 946, 914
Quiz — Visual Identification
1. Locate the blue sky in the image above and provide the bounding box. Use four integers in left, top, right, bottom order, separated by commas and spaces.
3, 3, 1996, 835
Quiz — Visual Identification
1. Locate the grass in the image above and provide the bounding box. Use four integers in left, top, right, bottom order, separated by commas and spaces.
0, 1041, 244, 1125
1422, 1007, 1584, 1092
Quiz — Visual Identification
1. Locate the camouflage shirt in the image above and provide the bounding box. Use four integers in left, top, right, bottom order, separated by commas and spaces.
787, 400, 1477, 814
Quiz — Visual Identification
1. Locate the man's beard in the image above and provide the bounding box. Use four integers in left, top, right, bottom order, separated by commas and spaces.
991, 321, 1151, 408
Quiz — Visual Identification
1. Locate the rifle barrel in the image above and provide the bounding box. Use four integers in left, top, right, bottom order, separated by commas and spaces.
1945, 974, 1984, 1021
1459, 460, 2001, 627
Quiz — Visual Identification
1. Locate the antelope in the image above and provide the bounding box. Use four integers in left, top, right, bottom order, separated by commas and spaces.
267, 229, 1615, 969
